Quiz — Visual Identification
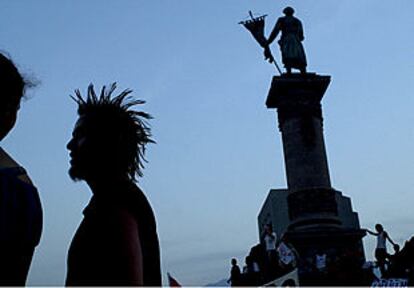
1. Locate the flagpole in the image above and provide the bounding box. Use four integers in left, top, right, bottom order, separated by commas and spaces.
271, 54, 283, 75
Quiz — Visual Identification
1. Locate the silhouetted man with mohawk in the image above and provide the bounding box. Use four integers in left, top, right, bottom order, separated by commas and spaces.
66, 83, 161, 286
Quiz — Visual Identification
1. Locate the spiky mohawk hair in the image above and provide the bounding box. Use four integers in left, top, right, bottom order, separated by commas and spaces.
71, 83, 155, 181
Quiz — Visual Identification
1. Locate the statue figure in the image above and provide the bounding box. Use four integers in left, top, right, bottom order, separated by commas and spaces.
266, 7, 307, 75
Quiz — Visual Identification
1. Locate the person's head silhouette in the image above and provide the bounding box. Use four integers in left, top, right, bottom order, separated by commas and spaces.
67, 83, 154, 184
283, 6, 295, 16
0, 53, 26, 141
265, 224, 273, 233
375, 223, 384, 233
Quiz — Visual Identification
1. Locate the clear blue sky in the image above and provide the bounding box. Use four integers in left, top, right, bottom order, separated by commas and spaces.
1, 0, 414, 285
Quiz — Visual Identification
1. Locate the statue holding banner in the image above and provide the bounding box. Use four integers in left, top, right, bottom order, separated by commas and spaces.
267, 7, 307, 75
239, 7, 307, 75
239, 11, 282, 74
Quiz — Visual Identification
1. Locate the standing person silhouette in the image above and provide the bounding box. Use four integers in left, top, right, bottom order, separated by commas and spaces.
263, 224, 278, 265
65, 83, 161, 286
0, 52, 42, 285
227, 258, 241, 286
366, 223, 397, 277
266, 6, 307, 74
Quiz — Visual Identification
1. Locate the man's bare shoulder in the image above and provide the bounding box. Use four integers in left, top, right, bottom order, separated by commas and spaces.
103, 204, 138, 233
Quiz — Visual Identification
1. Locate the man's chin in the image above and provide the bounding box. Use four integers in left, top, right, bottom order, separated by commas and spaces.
68, 167, 84, 182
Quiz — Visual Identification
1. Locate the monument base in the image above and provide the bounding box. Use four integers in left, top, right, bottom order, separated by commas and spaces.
285, 227, 366, 285
258, 188, 367, 285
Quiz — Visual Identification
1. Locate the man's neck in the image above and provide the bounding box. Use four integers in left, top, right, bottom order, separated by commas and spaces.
87, 176, 131, 195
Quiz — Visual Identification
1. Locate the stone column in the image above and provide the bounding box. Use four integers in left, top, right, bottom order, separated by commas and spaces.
268, 75, 332, 190
266, 74, 339, 230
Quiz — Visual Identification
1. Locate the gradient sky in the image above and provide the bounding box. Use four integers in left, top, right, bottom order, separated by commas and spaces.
1, 0, 414, 285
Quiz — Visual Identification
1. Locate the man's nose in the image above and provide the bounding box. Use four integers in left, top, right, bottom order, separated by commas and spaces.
67, 138, 74, 151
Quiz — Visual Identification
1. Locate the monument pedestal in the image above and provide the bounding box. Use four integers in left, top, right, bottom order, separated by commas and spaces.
260, 73, 366, 285
285, 228, 366, 285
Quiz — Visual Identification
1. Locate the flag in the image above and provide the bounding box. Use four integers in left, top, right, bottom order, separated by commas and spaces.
239, 11, 281, 74
167, 272, 181, 287
239, 12, 268, 48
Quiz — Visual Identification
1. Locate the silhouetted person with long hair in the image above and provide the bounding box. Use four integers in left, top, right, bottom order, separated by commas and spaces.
65, 83, 161, 286
0, 52, 42, 285
366, 223, 397, 277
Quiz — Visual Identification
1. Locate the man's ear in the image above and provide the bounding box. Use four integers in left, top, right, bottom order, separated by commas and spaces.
111, 132, 126, 166
114, 132, 124, 150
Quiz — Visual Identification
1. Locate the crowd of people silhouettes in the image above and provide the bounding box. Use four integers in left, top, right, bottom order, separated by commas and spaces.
228, 223, 414, 286
228, 224, 300, 286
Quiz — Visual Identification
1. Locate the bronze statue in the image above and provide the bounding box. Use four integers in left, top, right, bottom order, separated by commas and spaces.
266, 7, 307, 74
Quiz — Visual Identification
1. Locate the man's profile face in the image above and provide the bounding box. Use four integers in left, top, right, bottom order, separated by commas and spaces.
67, 116, 99, 181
